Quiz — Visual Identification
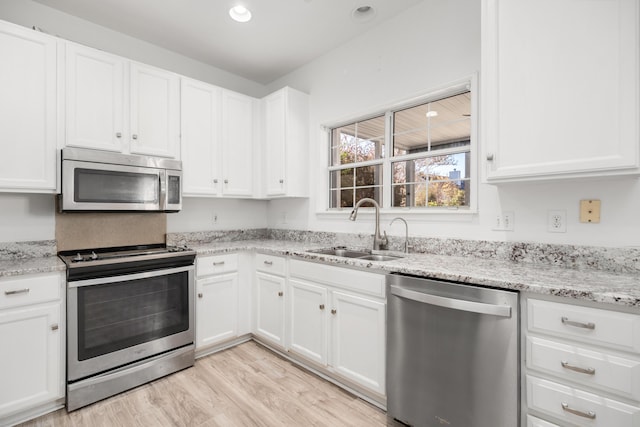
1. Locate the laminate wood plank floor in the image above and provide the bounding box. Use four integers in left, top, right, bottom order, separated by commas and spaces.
18, 341, 400, 427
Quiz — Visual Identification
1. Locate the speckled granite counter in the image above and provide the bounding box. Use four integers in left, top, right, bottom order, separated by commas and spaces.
190, 239, 640, 308
0, 240, 66, 278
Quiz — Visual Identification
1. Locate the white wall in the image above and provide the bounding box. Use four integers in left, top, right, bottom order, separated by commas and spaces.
267, 0, 640, 248
167, 198, 268, 233
0, 194, 56, 242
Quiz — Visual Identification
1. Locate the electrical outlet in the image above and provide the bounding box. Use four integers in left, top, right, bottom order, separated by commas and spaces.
493, 211, 515, 231
547, 210, 566, 233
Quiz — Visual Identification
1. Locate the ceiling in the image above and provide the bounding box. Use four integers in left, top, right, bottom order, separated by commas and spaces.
34, 0, 424, 84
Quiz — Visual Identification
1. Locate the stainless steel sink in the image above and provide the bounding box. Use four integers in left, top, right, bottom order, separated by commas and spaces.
358, 254, 403, 262
308, 248, 371, 258
307, 247, 403, 262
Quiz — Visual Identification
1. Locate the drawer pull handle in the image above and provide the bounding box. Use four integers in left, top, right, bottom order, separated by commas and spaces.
263, 261, 273, 266
213, 261, 225, 266
561, 361, 595, 375
278, 291, 283, 297
51, 324, 59, 331
331, 309, 337, 315
561, 317, 595, 330
198, 293, 203, 299
561, 402, 596, 419
319, 304, 325, 310
4, 288, 30, 296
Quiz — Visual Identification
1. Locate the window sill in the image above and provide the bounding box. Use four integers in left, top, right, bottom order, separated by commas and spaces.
316, 208, 478, 223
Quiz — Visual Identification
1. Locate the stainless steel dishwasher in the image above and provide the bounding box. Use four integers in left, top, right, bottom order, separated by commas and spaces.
387, 274, 519, 427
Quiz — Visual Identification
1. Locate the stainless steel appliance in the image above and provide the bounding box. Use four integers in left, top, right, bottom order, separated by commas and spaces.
387, 274, 519, 427
60, 244, 196, 411
60, 147, 182, 212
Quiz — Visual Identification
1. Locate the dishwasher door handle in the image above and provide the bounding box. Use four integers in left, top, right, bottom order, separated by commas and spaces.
390, 285, 512, 318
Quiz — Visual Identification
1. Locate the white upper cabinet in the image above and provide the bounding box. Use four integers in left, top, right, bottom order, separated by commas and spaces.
0, 21, 59, 193
181, 78, 222, 196
221, 90, 256, 196
262, 87, 309, 197
65, 42, 180, 158
481, 0, 640, 182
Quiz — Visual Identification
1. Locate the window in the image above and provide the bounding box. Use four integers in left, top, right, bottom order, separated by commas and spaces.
328, 83, 474, 211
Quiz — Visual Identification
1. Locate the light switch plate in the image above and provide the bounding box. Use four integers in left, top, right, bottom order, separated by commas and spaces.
580, 199, 601, 223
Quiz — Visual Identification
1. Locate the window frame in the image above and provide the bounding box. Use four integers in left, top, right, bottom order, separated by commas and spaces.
320, 75, 478, 217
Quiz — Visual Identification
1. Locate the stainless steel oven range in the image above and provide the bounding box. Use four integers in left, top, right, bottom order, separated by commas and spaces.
59, 244, 196, 411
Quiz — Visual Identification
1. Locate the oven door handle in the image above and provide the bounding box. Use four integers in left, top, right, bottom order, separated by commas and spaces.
68, 265, 194, 288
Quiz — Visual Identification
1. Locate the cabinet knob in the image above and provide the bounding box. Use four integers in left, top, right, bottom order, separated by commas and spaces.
198, 293, 203, 299
279, 179, 284, 184
213, 179, 218, 184
132, 134, 138, 140
278, 291, 283, 297
331, 309, 337, 315
319, 304, 325, 310
224, 179, 229, 184
51, 324, 59, 331
116, 132, 122, 138
486, 153, 494, 161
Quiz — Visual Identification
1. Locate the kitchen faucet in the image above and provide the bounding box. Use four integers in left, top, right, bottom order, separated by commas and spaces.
390, 217, 410, 253
349, 198, 388, 250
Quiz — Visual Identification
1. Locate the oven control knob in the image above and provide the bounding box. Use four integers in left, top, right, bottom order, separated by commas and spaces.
90, 251, 99, 260
73, 253, 83, 262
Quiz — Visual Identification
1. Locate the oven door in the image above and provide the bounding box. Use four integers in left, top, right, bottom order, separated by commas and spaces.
67, 265, 194, 382
61, 159, 163, 211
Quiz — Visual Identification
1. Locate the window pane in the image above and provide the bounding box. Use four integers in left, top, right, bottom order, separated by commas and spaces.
331, 125, 355, 166
427, 153, 470, 180
393, 92, 471, 156
392, 183, 427, 207
355, 165, 381, 187
355, 187, 382, 205
428, 180, 468, 207
330, 168, 354, 189
331, 116, 384, 166
330, 188, 354, 208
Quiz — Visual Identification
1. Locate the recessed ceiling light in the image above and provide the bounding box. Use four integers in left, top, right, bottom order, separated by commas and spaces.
426, 111, 439, 118
351, 5, 376, 23
229, 5, 252, 23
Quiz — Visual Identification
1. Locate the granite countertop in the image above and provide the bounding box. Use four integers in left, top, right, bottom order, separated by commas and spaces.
192, 239, 640, 308
0, 256, 66, 278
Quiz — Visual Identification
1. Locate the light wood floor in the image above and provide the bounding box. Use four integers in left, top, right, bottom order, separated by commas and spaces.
19, 341, 399, 427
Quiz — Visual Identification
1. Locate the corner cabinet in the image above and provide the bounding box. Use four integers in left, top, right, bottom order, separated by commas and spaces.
262, 87, 309, 197
0, 21, 59, 193
0, 272, 65, 425
481, 0, 640, 182
65, 42, 180, 158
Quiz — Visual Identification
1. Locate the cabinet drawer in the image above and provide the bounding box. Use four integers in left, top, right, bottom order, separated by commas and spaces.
255, 253, 285, 276
289, 259, 385, 298
197, 253, 238, 277
528, 299, 640, 353
527, 415, 560, 427
527, 336, 640, 401
527, 375, 640, 427
0, 273, 61, 310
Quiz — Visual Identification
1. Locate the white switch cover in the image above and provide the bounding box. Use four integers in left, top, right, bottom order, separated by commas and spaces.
493, 211, 514, 231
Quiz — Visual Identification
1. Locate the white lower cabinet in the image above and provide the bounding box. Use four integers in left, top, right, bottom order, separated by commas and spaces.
195, 253, 245, 352
287, 260, 386, 397
0, 273, 64, 424
524, 295, 640, 427
254, 271, 286, 347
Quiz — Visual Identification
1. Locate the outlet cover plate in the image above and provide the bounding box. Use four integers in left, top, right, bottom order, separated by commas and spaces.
547, 210, 567, 233
580, 199, 601, 223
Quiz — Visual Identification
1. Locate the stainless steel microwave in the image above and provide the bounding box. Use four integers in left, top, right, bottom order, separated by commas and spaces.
60, 147, 182, 212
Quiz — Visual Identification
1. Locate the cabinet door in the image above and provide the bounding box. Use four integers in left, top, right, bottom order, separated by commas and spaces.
0, 303, 61, 417
0, 22, 58, 192
130, 62, 180, 158
330, 291, 385, 394
221, 90, 254, 196
288, 278, 328, 365
254, 272, 285, 347
181, 78, 221, 195
66, 42, 125, 153
482, 0, 640, 181
264, 90, 287, 196
196, 273, 238, 349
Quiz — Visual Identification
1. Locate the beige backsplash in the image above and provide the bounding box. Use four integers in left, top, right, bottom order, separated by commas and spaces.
56, 212, 166, 251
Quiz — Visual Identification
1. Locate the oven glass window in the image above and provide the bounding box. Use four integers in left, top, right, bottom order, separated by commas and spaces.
74, 168, 159, 204
76, 271, 189, 360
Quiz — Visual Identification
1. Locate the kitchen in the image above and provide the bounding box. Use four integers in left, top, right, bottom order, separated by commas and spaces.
1, 0, 639, 426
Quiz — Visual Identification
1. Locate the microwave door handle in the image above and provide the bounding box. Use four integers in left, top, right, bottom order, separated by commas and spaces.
159, 170, 167, 211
